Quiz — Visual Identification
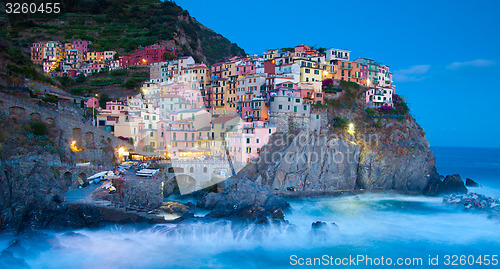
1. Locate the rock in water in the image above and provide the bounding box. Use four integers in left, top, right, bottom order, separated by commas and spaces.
425, 174, 468, 196
198, 178, 290, 221
311, 221, 327, 229
441, 174, 468, 194
159, 202, 190, 215
0, 250, 30, 269
466, 178, 481, 187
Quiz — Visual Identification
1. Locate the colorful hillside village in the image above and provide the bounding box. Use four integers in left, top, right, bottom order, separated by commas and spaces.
31, 42, 395, 169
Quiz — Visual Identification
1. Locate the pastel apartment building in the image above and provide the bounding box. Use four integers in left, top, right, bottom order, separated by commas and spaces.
227, 121, 277, 168
365, 87, 394, 108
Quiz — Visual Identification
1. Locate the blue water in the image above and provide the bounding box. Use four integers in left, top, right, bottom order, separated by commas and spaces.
1, 147, 499, 268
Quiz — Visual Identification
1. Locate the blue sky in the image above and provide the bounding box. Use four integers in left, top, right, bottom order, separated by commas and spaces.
176, 0, 500, 148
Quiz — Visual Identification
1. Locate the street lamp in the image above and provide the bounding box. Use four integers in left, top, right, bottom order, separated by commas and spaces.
347, 123, 355, 135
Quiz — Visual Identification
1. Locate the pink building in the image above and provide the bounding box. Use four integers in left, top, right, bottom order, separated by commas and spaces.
71, 40, 91, 53
227, 121, 277, 165
100, 100, 126, 114
120, 43, 176, 67
181, 89, 204, 109
365, 87, 394, 108
86, 97, 99, 108
235, 60, 257, 76
267, 87, 301, 100
157, 120, 197, 157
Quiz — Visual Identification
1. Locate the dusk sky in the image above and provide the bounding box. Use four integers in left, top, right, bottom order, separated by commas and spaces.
175, 0, 500, 148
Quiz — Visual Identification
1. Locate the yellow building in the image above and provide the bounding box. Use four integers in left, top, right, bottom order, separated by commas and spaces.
295, 58, 323, 82
208, 115, 240, 156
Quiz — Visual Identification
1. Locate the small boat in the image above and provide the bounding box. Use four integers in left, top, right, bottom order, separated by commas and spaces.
87, 171, 112, 181
135, 169, 159, 177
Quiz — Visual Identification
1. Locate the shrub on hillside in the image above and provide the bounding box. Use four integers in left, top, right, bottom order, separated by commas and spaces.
110, 69, 128, 77
121, 78, 143, 90
332, 117, 349, 128
29, 120, 48, 136
365, 108, 376, 116
99, 93, 110, 109
393, 94, 409, 115
322, 79, 334, 88
378, 105, 397, 115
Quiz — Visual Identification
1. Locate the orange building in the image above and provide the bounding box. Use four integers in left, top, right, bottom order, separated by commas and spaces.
335, 60, 365, 84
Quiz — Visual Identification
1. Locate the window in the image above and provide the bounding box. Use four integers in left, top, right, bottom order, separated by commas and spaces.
256, 138, 260, 144
305, 68, 310, 73
246, 138, 250, 143
304, 105, 307, 110
295, 98, 300, 103
246, 147, 251, 153
279, 104, 282, 109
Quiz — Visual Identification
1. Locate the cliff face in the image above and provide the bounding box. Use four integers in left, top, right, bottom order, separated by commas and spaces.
0, 160, 102, 231
239, 116, 441, 195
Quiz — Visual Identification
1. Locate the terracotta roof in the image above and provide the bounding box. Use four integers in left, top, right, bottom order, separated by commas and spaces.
211, 115, 239, 124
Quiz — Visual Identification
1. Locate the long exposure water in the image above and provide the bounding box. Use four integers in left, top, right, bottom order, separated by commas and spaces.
1, 146, 499, 268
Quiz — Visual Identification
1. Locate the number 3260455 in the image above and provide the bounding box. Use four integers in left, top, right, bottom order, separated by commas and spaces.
5, 2, 61, 14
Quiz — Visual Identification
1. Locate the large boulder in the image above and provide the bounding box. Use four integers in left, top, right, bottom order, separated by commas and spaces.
159, 202, 190, 215
198, 178, 289, 221
465, 178, 481, 187
424, 174, 467, 196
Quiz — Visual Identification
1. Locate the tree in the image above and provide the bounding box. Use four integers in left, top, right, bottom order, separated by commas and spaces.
29, 120, 48, 136
163, 52, 176, 61
98, 93, 110, 109
75, 73, 86, 84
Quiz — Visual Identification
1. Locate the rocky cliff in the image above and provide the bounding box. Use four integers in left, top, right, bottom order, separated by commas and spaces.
238, 118, 439, 195
235, 86, 462, 196
0, 160, 103, 231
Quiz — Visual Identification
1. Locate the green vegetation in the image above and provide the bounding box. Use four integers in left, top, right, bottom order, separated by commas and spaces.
56, 76, 75, 88
332, 117, 349, 128
131, 71, 149, 78
121, 78, 143, 90
0, 113, 65, 159
42, 94, 59, 104
2, 46, 55, 85
393, 94, 410, 115
99, 93, 111, 108
75, 73, 86, 84
163, 51, 176, 60
4, 0, 246, 64
89, 78, 123, 86
29, 120, 48, 136
110, 69, 128, 77
365, 108, 376, 116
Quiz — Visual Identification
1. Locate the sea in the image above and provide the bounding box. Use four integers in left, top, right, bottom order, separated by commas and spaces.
1, 146, 499, 268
